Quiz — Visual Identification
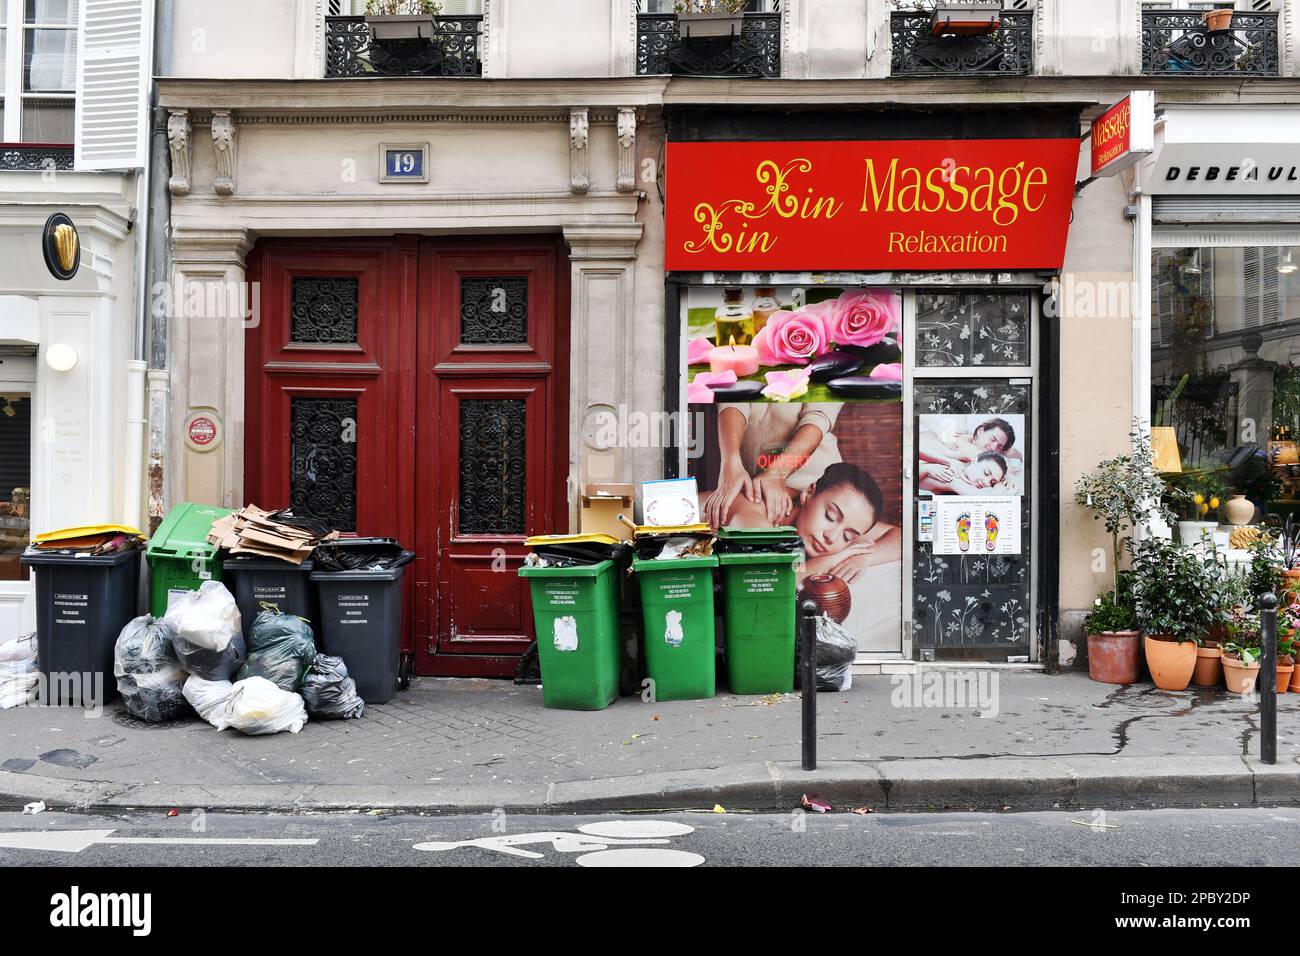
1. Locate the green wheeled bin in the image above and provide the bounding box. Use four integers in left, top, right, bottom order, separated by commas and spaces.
717, 526, 802, 695
518, 559, 622, 710
146, 502, 233, 617
632, 555, 717, 701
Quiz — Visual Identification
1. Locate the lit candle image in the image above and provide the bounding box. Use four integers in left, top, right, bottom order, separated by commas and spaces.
708, 337, 760, 377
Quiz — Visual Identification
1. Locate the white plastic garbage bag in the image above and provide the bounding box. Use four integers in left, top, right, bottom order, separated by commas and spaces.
183, 675, 235, 730
165, 581, 246, 680
222, 676, 306, 735
0, 633, 38, 709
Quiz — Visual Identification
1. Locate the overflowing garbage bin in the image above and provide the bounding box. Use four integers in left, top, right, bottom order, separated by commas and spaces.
309, 538, 413, 704
146, 502, 233, 616
222, 556, 316, 637
519, 535, 626, 710
630, 523, 718, 702
21, 526, 145, 706
716, 526, 803, 695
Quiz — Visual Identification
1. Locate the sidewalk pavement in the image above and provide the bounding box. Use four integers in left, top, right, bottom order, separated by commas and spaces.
0, 671, 1296, 814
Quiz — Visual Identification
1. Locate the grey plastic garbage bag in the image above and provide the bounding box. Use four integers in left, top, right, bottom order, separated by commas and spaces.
300, 654, 365, 720
114, 616, 190, 722
165, 581, 246, 681
237, 608, 317, 692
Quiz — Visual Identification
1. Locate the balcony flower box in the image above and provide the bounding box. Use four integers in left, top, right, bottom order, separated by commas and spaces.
365, 13, 435, 42
930, 1, 1002, 37
678, 11, 746, 39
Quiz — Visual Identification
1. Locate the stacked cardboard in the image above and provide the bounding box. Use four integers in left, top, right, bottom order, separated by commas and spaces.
207, 505, 338, 565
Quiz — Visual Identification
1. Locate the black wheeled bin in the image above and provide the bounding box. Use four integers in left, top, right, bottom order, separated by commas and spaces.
309, 545, 412, 704
222, 556, 316, 636
20, 546, 141, 706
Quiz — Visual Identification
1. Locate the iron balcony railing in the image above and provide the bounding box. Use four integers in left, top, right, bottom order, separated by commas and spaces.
1142, 7, 1279, 76
324, 15, 482, 78
0, 144, 73, 171
635, 12, 781, 77
891, 10, 1033, 76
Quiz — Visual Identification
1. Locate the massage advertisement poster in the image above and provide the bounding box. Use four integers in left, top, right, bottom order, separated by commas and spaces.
933, 496, 1021, 557
686, 284, 903, 654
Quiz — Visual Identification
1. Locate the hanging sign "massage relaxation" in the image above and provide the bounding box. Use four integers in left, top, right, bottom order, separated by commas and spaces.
665, 139, 1080, 272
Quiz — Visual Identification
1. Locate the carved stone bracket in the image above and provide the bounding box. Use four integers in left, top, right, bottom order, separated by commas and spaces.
211, 111, 238, 197
616, 107, 636, 194
569, 108, 589, 196
167, 109, 192, 196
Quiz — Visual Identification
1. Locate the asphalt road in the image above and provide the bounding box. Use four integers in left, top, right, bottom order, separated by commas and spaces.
1, 806, 1297, 867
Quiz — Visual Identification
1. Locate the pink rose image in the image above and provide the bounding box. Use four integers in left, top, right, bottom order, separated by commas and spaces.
827, 290, 899, 348
752, 306, 829, 366
687, 336, 715, 366
869, 362, 902, 382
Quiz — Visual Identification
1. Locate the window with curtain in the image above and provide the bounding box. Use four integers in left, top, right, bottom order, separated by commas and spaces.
1, 0, 76, 143
0, 393, 30, 582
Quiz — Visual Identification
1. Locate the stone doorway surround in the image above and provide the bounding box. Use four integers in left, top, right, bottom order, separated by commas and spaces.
158, 78, 665, 528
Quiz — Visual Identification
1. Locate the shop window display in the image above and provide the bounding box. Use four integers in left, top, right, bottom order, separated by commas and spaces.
0, 393, 31, 582
1150, 244, 1298, 530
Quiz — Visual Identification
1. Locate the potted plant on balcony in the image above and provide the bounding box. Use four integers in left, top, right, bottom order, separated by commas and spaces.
1203, 8, 1235, 33
1130, 535, 1231, 691
365, 0, 441, 42
1074, 423, 1172, 684
930, 1, 1002, 37
675, 0, 749, 39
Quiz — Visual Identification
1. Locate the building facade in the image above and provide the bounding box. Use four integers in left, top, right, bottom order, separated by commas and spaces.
32, 0, 1297, 675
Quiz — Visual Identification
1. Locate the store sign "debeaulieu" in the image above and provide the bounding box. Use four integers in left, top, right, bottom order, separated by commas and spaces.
665, 139, 1079, 271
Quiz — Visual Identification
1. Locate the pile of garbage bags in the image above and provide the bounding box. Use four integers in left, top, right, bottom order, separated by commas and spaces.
110, 581, 364, 734
0, 633, 38, 709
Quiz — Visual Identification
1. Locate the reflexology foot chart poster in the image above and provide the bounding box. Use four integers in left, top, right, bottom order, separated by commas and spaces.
933, 496, 1021, 556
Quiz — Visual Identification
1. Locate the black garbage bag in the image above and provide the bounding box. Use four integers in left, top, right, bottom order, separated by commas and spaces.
114, 616, 191, 722
796, 615, 858, 692
312, 537, 414, 572
300, 654, 365, 719
237, 607, 317, 692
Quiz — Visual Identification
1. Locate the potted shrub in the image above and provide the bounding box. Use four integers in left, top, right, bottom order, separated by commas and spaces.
675, 0, 749, 39
1275, 614, 1296, 694
1221, 628, 1262, 695
365, 0, 440, 42
929, 0, 1002, 37
1203, 8, 1235, 32
1131, 535, 1231, 691
1083, 584, 1140, 685
1074, 423, 1172, 684
1165, 467, 1226, 548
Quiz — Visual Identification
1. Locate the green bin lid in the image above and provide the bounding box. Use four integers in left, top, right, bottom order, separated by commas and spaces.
631, 555, 719, 571
147, 502, 232, 558
717, 525, 799, 542
518, 558, 614, 578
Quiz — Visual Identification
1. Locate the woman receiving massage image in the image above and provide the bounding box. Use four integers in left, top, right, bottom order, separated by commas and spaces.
705, 460, 901, 585
918, 416, 1021, 494
919, 451, 1009, 496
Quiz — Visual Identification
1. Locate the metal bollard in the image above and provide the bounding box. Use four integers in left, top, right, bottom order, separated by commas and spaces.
800, 598, 819, 771
1259, 592, 1277, 766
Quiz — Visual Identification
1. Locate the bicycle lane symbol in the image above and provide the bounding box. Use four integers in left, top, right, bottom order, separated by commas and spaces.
413, 819, 704, 867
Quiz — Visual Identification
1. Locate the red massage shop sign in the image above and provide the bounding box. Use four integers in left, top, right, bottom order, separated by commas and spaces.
664, 139, 1080, 272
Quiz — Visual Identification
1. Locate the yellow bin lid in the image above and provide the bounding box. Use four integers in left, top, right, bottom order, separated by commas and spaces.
33, 524, 145, 544
524, 533, 622, 547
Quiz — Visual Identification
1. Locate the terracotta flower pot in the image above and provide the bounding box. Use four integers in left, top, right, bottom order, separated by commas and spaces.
1087, 631, 1140, 684
1277, 662, 1295, 694
1291, 662, 1300, 693
1191, 644, 1223, 687
1285, 568, 1300, 601
1143, 635, 1198, 691
1203, 8, 1234, 32
1222, 654, 1261, 695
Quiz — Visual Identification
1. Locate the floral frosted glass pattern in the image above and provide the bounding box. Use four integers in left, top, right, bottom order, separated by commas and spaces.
916, 292, 1031, 368
913, 382, 1032, 655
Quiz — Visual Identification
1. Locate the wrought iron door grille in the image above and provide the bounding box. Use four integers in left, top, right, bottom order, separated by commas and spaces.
459, 399, 527, 536
290, 277, 360, 344
325, 15, 483, 78
890, 10, 1033, 76
460, 277, 529, 345
1141, 8, 1279, 76
290, 397, 359, 532
635, 13, 781, 77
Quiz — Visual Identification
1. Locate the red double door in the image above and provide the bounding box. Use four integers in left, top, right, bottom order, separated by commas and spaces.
245, 237, 569, 676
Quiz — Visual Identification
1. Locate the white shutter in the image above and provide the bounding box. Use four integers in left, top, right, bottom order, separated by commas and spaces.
1243, 247, 1261, 328
75, 0, 153, 171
